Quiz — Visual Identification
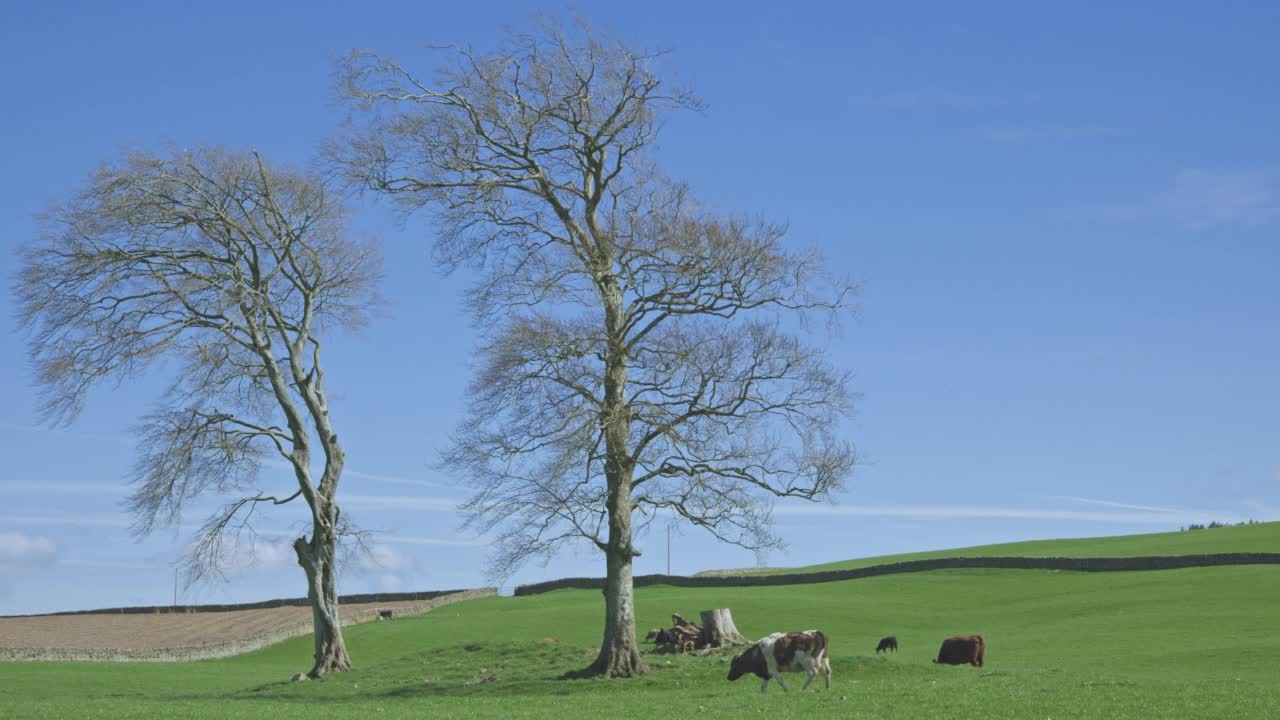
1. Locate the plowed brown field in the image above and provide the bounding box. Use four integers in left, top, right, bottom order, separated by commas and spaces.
0, 589, 494, 661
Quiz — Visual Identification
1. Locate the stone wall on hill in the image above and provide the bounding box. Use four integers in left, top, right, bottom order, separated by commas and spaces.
512, 553, 1280, 596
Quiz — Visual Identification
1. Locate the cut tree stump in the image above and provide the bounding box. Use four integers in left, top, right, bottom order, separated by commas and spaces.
644, 609, 747, 653
700, 608, 747, 647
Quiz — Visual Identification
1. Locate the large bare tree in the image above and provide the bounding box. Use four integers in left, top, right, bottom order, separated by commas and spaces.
333, 19, 856, 677
15, 147, 380, 677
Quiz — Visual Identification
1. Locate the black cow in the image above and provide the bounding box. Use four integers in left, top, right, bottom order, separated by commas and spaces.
875, 635, 898, 653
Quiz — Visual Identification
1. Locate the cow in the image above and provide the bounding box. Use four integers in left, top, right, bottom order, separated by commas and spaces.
377, 609, 394, 621
875, 635, 898, 654
727, 631, 832, 693
933, 635, 985, 667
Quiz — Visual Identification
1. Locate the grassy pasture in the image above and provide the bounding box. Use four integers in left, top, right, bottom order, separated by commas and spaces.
2, 527, 1277, 719
746, 520, 1280, 575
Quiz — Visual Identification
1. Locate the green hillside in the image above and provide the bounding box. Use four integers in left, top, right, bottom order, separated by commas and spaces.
742, 520, 1279, 575
2, 527, 1277, 719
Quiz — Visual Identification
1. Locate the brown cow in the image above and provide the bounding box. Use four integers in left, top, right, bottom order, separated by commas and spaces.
727, 631, 832, 693
934, 635, 985, 667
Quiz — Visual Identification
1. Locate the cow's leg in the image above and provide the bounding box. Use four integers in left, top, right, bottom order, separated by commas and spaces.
759, 676, 770, 694
824, 657, 832, 688
801, 657, 819, 690
772, 673, 790, 692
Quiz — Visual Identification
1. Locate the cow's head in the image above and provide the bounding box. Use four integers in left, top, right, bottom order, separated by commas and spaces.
727, 645, 762, 681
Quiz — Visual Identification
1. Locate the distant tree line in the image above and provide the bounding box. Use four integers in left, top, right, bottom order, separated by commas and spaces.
1180, 519, 1261, 531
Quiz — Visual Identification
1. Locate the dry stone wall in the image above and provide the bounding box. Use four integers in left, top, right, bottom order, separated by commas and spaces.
513, 553, 1280, 595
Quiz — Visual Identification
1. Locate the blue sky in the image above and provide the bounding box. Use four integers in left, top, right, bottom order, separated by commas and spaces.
1, 1, 1276, 615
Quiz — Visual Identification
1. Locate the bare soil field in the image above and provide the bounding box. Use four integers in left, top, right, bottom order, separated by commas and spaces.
0, 588, 495, 662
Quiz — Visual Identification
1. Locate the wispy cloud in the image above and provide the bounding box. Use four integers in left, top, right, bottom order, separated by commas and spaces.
1, 513, 132, 529
1081, 168, 1278, 229
977, 125, 1118, 144
0, 532, 58, 566
851, 90, 1038, 111
0, 421, 128, 445
1044, 495, 1184, 514
343, 468, 452, 490
338, 494, 460, 512
771, 503, 1243, 525
60, 559, 158, 571
2, 481, 125, 495
262, 459, 451, 490
1165, 168, 1277, 228
0, 532, 59, 600
382, 534, 486, 547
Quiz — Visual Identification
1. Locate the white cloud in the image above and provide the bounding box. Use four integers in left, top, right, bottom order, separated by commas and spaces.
219, 538, 297, 578
374, 574, 403, 592
0, 532, 58, 566
357, 543, 416, 574
348, 543, 420, 593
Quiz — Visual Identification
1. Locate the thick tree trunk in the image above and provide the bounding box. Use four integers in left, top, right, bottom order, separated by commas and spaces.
583, 271, 647, 678
294, 533, 352, 677
588, 546, 646, 677
700, 608, 747, 647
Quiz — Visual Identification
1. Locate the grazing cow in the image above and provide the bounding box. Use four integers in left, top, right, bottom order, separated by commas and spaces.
727, 631, 832, 693
875, 635, 898, 654
934, 635, 985, 667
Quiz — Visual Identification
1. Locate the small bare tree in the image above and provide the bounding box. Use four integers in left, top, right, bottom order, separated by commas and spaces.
333, 19, 855, 677
15, 147, 381, 677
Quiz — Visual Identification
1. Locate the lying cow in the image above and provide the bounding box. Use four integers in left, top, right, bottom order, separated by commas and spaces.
934, 635, 985, 667
875, 635, 898, 654
727, 631, 832, 693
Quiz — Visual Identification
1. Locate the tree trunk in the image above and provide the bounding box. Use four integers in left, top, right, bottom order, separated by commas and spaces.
700, 608, 747, 647
585, 271, 647, 678
588, 546, 647, 677
294, 534, 352, 677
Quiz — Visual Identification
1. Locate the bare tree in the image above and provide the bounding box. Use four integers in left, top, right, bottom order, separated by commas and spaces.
333, 18, 856, 677
15, 147, 381, 678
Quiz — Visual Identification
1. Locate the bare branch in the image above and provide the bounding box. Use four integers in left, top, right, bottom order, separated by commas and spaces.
16, 145, 381, 676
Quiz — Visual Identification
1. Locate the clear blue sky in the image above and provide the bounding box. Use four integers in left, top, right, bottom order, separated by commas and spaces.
2, 1, 1277, 615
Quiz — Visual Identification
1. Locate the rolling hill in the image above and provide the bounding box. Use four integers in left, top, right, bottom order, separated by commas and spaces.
1, 524, 1275, 719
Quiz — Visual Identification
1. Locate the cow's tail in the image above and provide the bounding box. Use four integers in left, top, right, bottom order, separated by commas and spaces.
814, 631, 831, 672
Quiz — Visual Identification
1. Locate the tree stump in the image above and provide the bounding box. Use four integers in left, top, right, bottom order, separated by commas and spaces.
699, 608, 747, 647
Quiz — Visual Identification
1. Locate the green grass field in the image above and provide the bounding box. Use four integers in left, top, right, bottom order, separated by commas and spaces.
2, 524, 1277, 719
746, 520, 1280, 575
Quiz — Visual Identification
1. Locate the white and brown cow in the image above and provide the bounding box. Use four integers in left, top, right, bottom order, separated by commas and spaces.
727, 631, 832, 693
